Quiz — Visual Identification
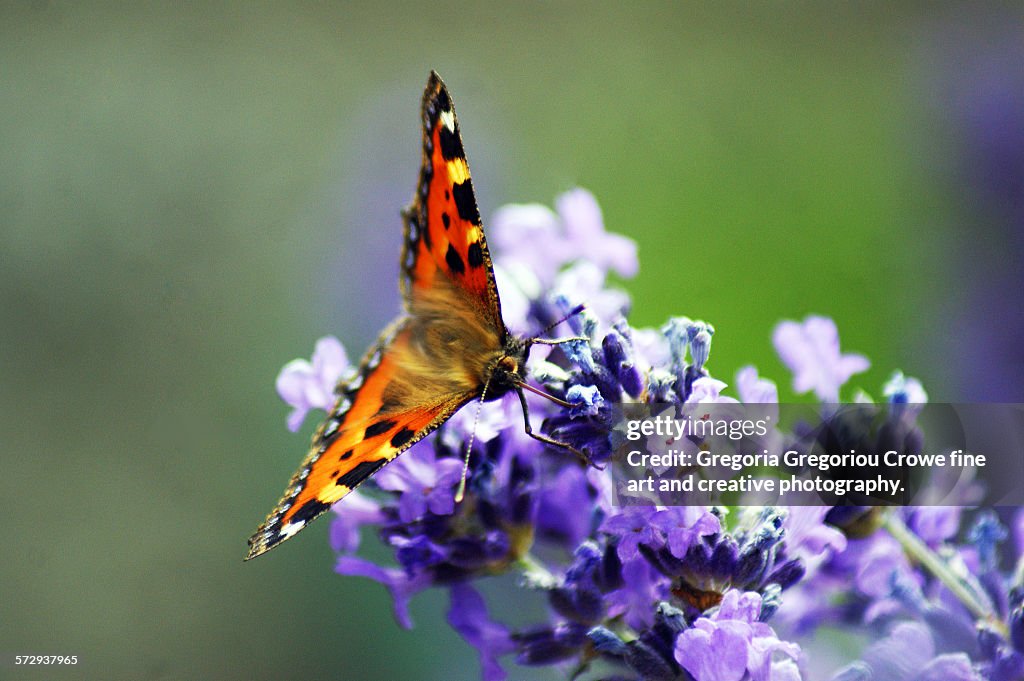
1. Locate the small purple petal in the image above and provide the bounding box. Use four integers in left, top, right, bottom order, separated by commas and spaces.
285, 406, 310, 433
783, 507, 848, 561
556, 188, 639, 278
447, 582, 516, 681
600, 508, 660, 561
686, 377, 738, 404
675, 619, 749, 681
329, 491, 384, 554
650, 507, 721, 559
335, 556, 429, 629
536, 465, 593, 546
276, 359, 314, 404
773, 316, 869, 402
908, 507, 961, 546
713, 590, 763, 624
275, 336, 352, 431
855, 535, 913, 599
551, 262, 630, 326
735, 366, 779, 404
632, 327, 671, 370
914, 654, 980, 681
311, 336, 348, 389
862, 622, 935, 679
377, 444, 462, 523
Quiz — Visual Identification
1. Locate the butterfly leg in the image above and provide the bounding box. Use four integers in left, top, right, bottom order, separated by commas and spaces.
515, 387, 604, 469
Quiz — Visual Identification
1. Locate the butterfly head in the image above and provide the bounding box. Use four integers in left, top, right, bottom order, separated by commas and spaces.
486, 304, 589, 405
484, 335, 530, 401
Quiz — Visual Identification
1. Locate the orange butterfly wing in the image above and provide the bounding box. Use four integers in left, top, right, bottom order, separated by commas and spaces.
247, 72, 509, 560
246, 321, 477, 560
401, 71, 505, 337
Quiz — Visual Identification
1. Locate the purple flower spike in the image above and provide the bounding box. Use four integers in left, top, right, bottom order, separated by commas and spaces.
662, 316, 694, 370
773, 316, 869, 401
603, 325, 644, 398
447, 582, 516, 681
687, 320, 715, 371
276, 336, 351, 431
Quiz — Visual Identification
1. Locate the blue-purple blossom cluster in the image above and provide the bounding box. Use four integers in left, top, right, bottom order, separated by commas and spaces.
277, 188, 1024, 681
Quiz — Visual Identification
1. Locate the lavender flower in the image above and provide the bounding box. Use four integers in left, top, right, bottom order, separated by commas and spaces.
490, 187, 638, 286
270, 189, 1023, 681
735, 366, 779, 404
275, 335, 351, 431
772, 316, 869, 402
830, 621, 980, 681
675, 590, 803, 681
448, 583, 517, 681
374, 443, 465, 523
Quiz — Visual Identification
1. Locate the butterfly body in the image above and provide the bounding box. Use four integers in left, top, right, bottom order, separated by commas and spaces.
246, 72, 550, 560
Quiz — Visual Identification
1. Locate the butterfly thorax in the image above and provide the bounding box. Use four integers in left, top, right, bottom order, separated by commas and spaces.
399, 267, 509, 394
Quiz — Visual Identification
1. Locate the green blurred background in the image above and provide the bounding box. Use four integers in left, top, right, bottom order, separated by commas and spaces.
3, 3, 1022, 680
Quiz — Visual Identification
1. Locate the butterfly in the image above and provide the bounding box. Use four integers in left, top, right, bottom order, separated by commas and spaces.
246, 71, 587, 560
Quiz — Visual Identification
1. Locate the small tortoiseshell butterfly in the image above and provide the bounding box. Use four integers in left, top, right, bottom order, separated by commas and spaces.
246, 71, 585, 560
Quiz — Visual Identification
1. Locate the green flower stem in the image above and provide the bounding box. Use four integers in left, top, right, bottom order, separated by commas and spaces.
883, 511, 1002, 631
516, 552, 559, 589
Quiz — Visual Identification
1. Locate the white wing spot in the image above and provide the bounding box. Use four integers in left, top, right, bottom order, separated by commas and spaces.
280, 520, 305, 539
440, 109, 455, 132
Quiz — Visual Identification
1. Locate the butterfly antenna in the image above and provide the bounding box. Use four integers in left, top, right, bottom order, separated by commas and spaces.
532, 303, 587, 342
455, 374, 493, 503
